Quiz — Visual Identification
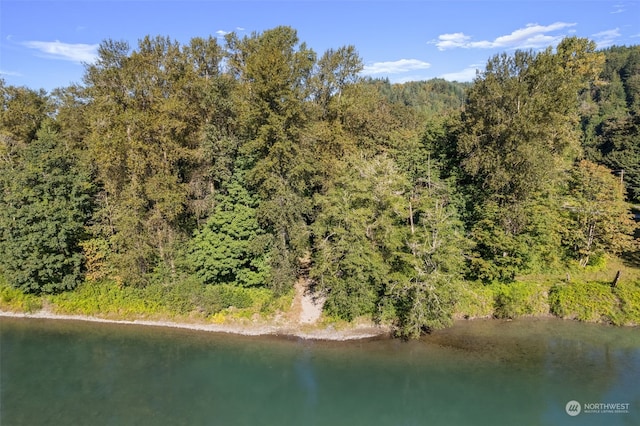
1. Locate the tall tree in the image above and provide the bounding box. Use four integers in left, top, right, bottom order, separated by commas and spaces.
83, 36, 222, 284
459, 38, 603, 202
392, 130, 471, 337
312, 45, 363, 116
0, 80, 51, 145
0, 125, 93, 293
457, 37, 604, 279
582, 45, 640, 202
226, 27, 318, 293
311, 155, 405, 320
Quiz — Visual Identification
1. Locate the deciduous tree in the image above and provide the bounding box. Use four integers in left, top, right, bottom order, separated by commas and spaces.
0, 125, 92, 293
563, 160, 637, 267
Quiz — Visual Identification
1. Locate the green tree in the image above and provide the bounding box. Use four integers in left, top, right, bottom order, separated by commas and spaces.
392, 131, 471, 337
226, 26, 318, 293
596, 113, 640, 202
563, 160, 637, 267
188, 177, 270, 287
311, 155, 404, 320
460, 38, 603, 202
0, 80, 51, 144
0, 82, 52, 174
0, 125, 93, 293
50, 85, 91, 155
456, 37, 604, 279
312, 45, 363, 116
83, 36, 223, 284
311, 151, 468, 335
582, 46, 640, 202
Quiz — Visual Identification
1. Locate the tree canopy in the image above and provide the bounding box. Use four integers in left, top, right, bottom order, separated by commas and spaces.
0, 30, 638, 337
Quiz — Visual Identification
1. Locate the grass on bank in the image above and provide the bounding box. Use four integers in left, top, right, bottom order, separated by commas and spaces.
452, 255, 640, 325
1, 255, 639, 327
0, 275, 294, 324
0, 275, 43, 312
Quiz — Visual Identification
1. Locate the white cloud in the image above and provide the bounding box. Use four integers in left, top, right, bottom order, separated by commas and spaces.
440, 65, 481, 82
433, 22, 577, 51
611, 4, 625, 14
216, 30, 230, 37
23, 40, 98, 63
592, 28, 621, 48
0, 69, 22, 77
362, 59, 431, 75
433, 32, 472, 50
236, 27, 245, 31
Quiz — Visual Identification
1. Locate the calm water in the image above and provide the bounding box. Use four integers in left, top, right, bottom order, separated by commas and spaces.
1, 318, 639, 426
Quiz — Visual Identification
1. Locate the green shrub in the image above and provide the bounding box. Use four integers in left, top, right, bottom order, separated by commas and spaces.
149, 278, 203, 315
0, 280, 42, 312
613, 281, 640, 325
47, 277, 282, 321
198, 284, 254, 316
50, 281, 163, 318
259, 289, 294, 315
491, 281, 548, 319
453, 281, 494, 319
549, 281, 618, 323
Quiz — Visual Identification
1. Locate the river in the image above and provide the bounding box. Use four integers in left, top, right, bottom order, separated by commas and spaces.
1, 317, 638, 425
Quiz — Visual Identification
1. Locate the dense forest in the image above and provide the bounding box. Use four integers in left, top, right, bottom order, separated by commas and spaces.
1, 27, 639, 338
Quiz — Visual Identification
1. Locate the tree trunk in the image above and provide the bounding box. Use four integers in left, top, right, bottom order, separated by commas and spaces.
409, 200, 415, 235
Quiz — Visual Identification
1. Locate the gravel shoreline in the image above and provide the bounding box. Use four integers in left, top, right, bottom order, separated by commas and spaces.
0, 310, 390, 341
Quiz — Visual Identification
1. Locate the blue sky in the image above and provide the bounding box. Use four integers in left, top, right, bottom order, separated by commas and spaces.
1, 0, 639, 92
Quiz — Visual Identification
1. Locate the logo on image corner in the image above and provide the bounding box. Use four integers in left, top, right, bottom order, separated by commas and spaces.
565, 400, 581, 416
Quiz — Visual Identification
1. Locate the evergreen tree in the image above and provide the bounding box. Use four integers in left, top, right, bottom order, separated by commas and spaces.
311, 155, 404, 320
188, 176, 270, 287
582, 46, 640, 202
226, 27, 318, 293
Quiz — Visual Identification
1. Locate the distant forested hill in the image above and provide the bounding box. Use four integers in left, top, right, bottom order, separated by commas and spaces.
367, 78, 469, 116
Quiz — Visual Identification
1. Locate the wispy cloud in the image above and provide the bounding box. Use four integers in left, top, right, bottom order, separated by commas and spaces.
611, 3, 625, 14
0, 69, 22, 77
592, 28, 621, 48
23, 40, 98, 63
215, 30, 230, 37
440, 65, 481, 82
362, 59, 431, 75
432, 22, 577, 51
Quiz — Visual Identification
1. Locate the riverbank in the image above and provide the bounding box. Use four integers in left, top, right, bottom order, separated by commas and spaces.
0, 309, 390, 341
2, 260, 639, 339
0, 277, 392, 340
0, 302, 391, 341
